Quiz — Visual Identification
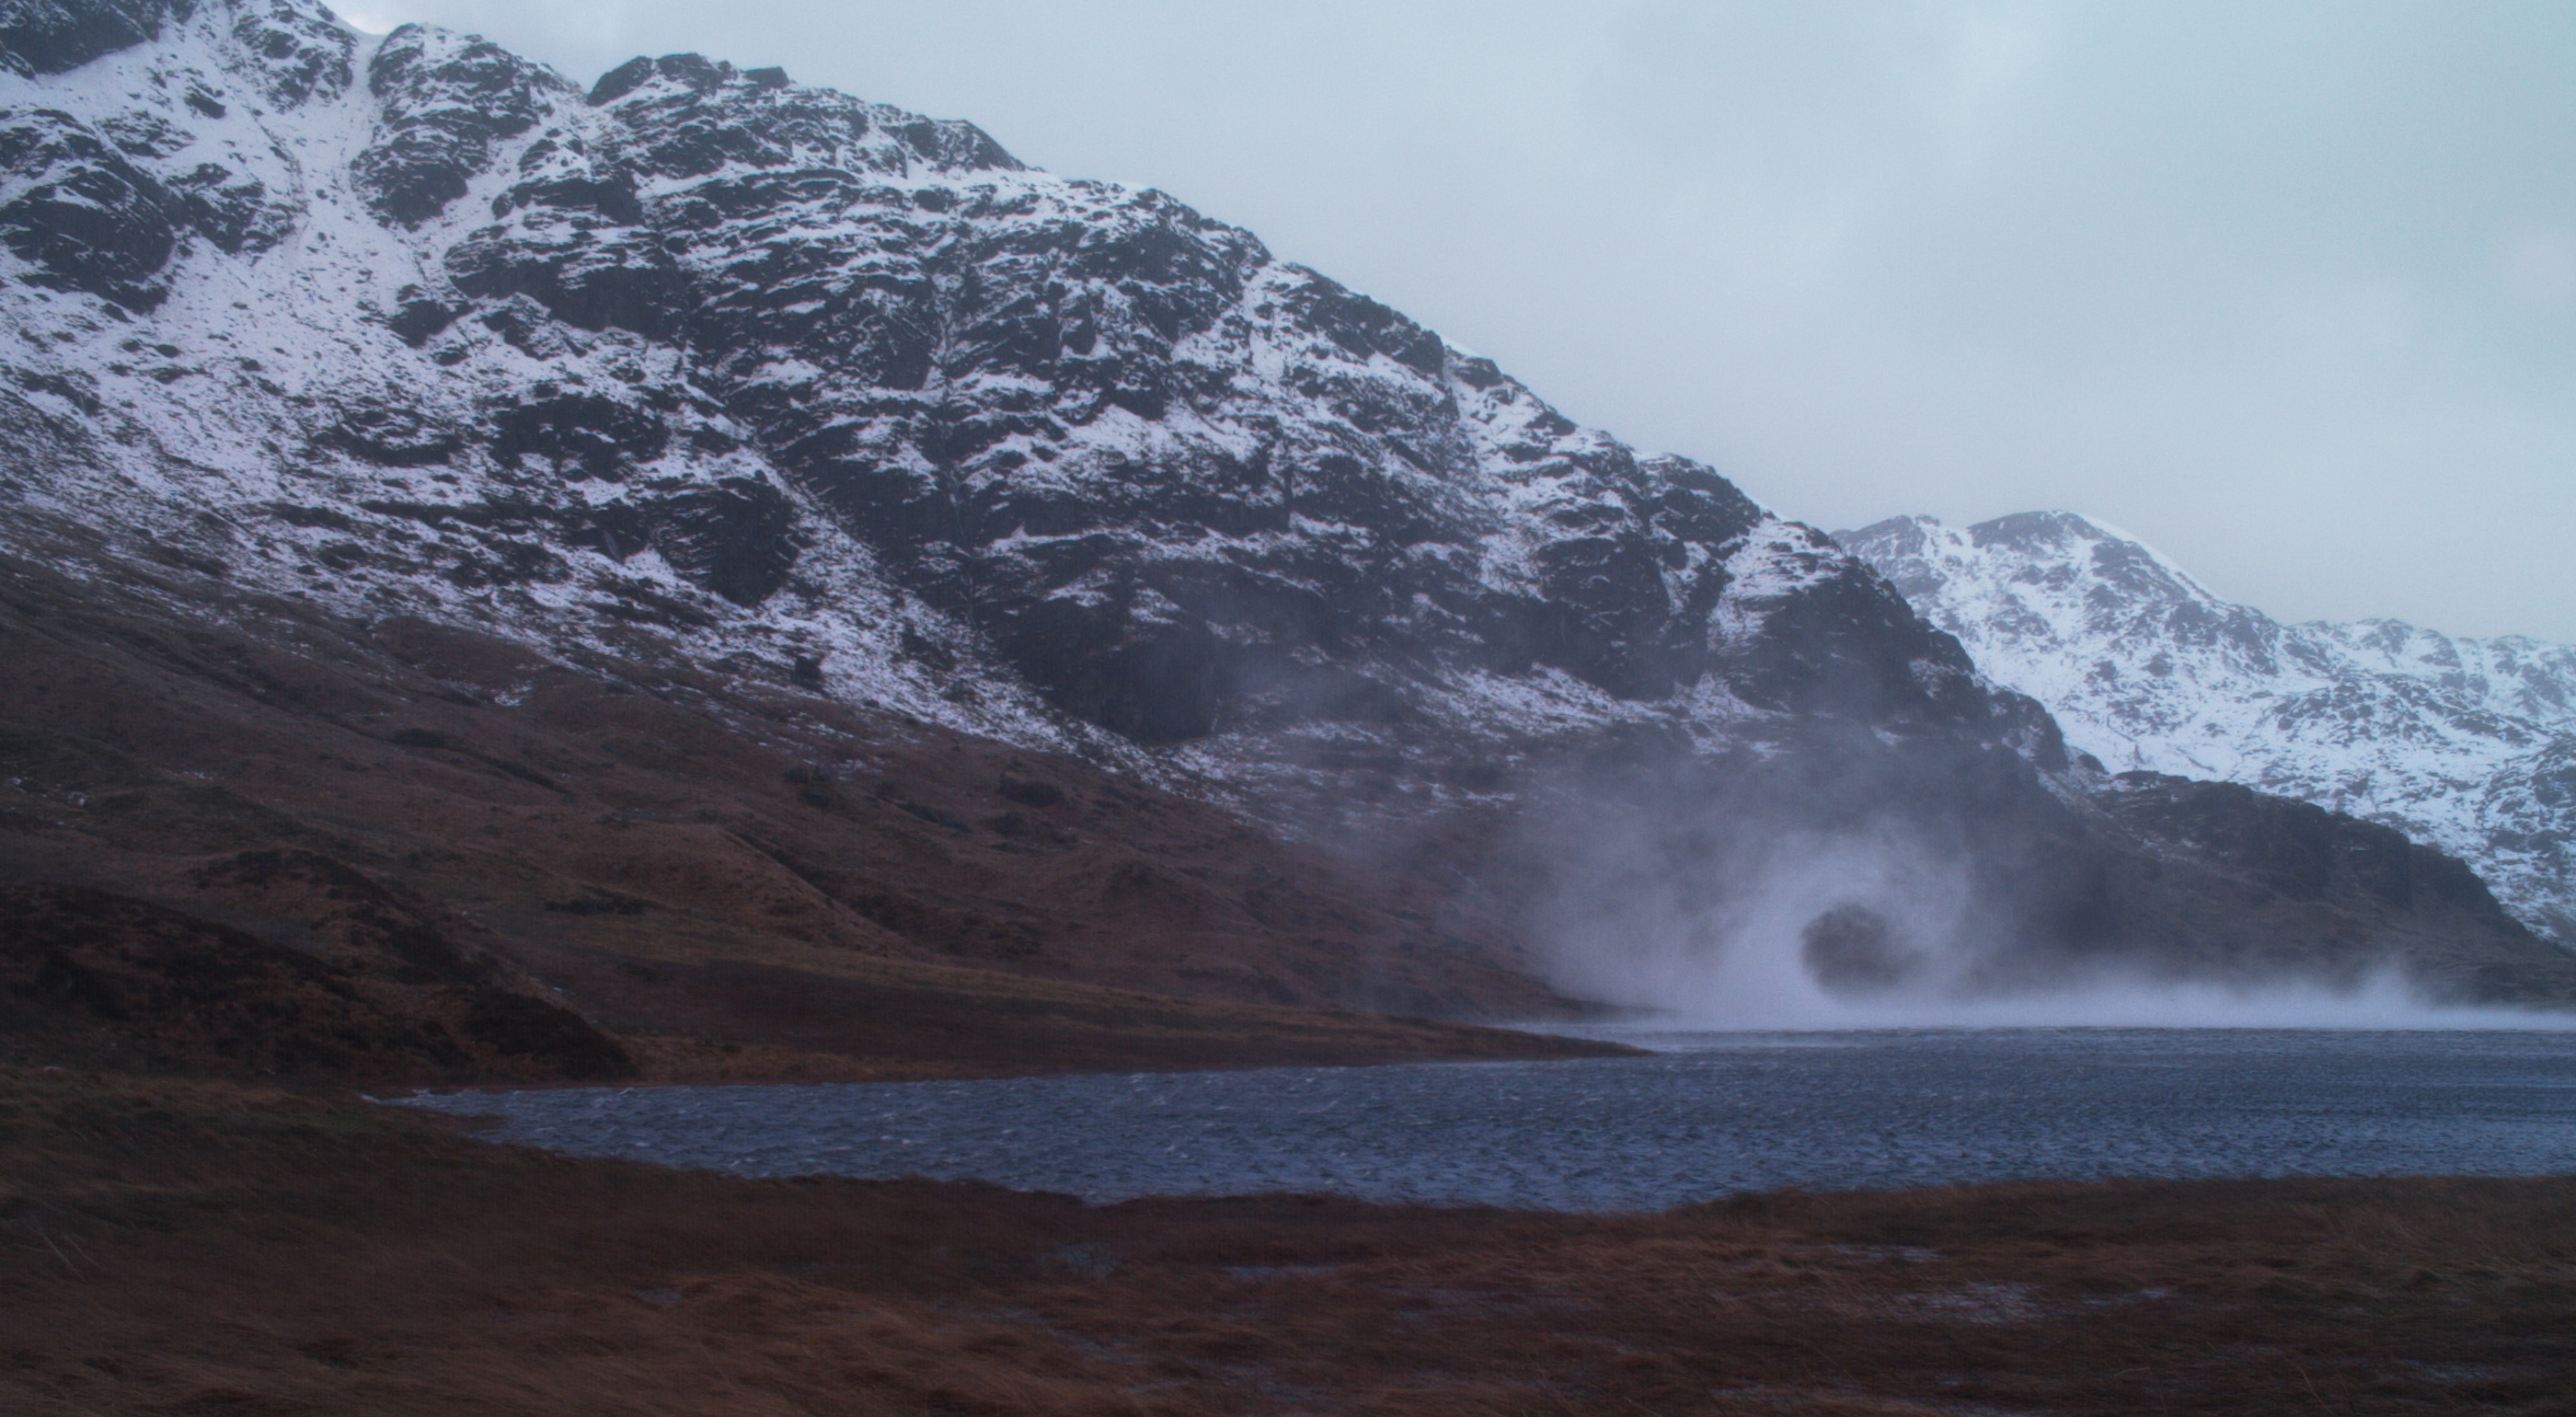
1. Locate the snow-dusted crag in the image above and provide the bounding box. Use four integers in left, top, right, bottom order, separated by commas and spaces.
0, 0, 1986, 778
4, 0, 2570, 1007
1840, 513, 2576, 941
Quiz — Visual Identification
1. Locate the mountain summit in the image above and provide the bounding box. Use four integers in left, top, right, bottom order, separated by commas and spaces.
0, 0, 1977, 754
2, 0, 2570, 1051
1839, 512, 2576, 942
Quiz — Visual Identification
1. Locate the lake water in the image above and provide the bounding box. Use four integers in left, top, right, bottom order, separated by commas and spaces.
397, 1029, 2576, 1212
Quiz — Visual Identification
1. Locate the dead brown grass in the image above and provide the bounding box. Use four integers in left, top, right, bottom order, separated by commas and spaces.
5, 1066, 2570, 1415
0, 552, 1644, 1088
0, 548, 1588, 1044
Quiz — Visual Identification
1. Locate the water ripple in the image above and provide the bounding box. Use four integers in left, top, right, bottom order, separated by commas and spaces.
397, 1028, 2576, 1211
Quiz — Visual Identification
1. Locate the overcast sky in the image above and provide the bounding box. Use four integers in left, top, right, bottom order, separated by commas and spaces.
330, 0, 2576, 642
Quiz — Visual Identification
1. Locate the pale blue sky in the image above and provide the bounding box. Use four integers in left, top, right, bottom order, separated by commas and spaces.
331, 1, 2576, 642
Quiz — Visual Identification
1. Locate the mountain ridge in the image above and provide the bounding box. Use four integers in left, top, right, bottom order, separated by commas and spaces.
0, 0, 2036, 842
1838, 510, 2576, 943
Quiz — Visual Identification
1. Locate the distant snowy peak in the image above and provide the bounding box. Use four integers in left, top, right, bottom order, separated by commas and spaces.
1844, 512, 2576, 755
1847, 513, 2281, 729
1839, 512, 2576, 940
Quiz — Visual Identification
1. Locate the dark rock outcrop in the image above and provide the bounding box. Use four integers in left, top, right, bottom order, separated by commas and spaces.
222, 0, 351, 106
352, 24, 566, 226
2087, 773, 2574, 1001
0, 0, 183, 77
489, 391, 669, 481
0, 106, 179, 308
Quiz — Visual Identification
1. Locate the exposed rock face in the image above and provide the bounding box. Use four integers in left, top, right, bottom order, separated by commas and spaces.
0, 0, 328, 309
0, 0, 188, 78
0, 105, 185, 308
0, 0, 2001, 756
353, 24, 560, 227
1840, 513, 2576, 944
0, 0, 2566, 1017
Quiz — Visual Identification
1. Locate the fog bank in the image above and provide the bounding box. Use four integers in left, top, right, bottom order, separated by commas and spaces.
1519, 734, 2576, 1031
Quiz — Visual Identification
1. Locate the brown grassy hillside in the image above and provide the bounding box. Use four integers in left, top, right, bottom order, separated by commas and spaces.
0, 549, 1622, 1082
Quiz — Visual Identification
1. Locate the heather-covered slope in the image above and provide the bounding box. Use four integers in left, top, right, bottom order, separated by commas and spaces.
0, 545, 1631, 1079
1841, 513, 2576, 943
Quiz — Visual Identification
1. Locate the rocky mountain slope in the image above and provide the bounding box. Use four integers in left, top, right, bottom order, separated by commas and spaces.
0, 0, 1981, 767
1, 0, 2569, 1047
1839, 513, 2576, 944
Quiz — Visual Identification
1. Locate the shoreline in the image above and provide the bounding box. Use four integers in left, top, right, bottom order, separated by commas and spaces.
380, 1028, 2576, 1220
6, 1065, 2569, 1415
389, 1010, 2576, 1099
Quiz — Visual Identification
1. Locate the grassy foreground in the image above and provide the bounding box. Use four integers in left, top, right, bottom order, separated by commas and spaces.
4, 1066, 2570, 1416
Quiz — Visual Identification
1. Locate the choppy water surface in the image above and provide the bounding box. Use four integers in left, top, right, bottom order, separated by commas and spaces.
400, 1029, 2576, 1212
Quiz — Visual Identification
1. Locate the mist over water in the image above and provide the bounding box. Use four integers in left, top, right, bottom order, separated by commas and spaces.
1534, 819, 2576, 1032
1550, 973, 2576, 1034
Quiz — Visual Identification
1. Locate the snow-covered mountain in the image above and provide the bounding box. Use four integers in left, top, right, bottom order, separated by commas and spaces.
1838, 512, 2576, 942
3, 0, 2569, 1008
0, 0, 2003, 782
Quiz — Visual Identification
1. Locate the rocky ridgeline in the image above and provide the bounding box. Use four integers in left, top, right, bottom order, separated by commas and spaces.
2, 0, 2569, 1004
1840, 513, 2576, 942
0, 0, 1982, 759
